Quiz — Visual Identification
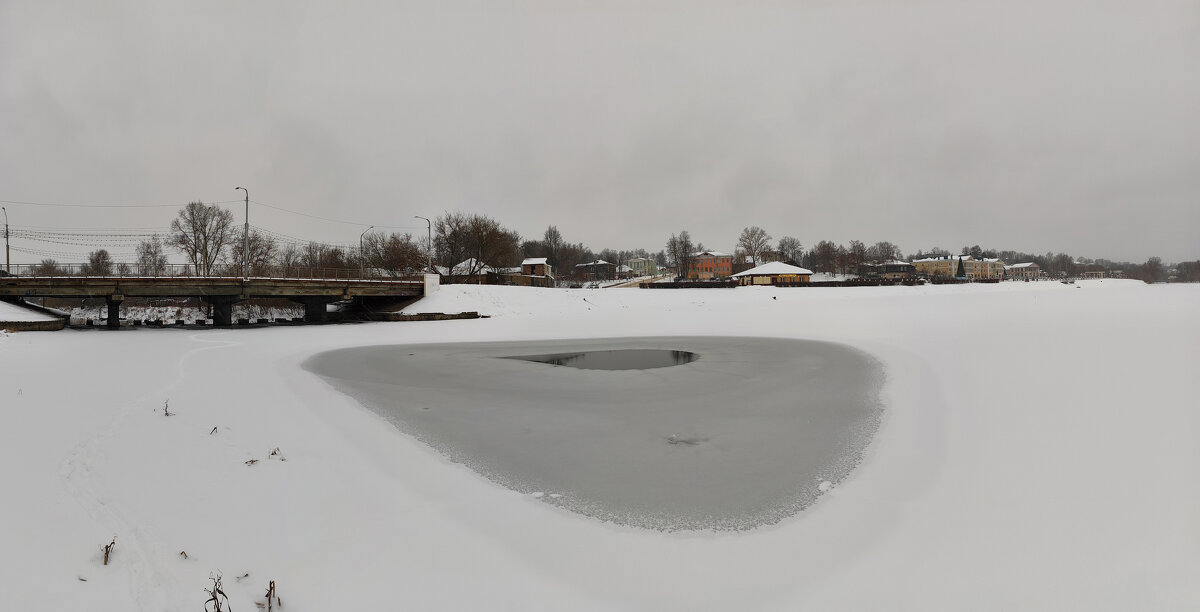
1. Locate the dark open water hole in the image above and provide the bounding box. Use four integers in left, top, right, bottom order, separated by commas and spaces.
509, 349, 698, 370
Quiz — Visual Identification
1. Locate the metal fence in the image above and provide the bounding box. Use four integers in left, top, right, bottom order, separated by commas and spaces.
1, 263, 425, 282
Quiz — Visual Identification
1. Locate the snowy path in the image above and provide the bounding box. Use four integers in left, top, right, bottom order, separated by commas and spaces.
2, 280, 1198, 610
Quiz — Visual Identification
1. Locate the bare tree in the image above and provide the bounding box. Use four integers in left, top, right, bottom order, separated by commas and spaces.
666, 231, 695, 279
298, 242, 351, 270
434, 212, 471, 273
835, 244, 852, 275
1141, 257, 1164, 283
33, 259, 63, 276
227, 228, 278, 276
736, 226, 772, 266
434, 212, 521, 275
1050, 252, 1075, 277
558, 242, 586, 272
777, 236, 803, 263
520, 239, 544, 259
276, 244, 302, 268
812, 240, 839, 274
466, 214, 521, 271
866, 241, 902, 263
136, 235, 169, 275
363, 231, 424, 276
543, 225, 565, 268
169, 201, 236, 276
82, 249, 113, 276
847, 240, 867, 272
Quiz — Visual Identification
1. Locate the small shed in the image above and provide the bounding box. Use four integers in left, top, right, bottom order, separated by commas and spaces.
731, 261, 813, 286
521, 257, 552, 277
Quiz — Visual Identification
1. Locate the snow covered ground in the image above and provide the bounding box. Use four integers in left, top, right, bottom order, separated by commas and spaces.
0, 299, 59, 322
2, 279, 1198, 610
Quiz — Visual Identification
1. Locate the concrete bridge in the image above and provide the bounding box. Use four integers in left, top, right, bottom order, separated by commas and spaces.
0, 272, 431, 327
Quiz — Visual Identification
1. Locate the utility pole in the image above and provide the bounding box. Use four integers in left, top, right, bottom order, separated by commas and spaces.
414, 215, 432, 274
2, 206, 8, 274
359, 225, 374, 278
235, 187, 249, 279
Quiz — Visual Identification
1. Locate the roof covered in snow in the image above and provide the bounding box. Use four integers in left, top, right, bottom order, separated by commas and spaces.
731, 261, 814, 278
913, 255, 967, 263
451, 258, 492, 275
521, 258, 548, 266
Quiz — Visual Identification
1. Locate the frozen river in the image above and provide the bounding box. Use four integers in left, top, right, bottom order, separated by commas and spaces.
306, 336, 884, 530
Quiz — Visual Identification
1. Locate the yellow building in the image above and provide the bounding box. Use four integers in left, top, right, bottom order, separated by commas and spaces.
912, 256, 1005, 279
731, 261, 813, 285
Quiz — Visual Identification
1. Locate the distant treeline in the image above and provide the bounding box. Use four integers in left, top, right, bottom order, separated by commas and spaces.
24, 203, 1198, 284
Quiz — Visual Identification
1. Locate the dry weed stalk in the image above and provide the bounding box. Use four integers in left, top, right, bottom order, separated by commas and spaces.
102, 537, 116, 565
203, 572, 231, 612
262, 580, 280, 611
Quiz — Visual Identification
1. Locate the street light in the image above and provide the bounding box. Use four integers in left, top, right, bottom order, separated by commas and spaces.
359, 225, 374, 278
235, 187, 249, 280
414, 215, 432, 274
2, 206, 9, 274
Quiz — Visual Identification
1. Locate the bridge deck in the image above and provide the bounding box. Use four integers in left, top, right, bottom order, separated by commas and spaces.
0, 274, 428, 327
0, 275, 424, 299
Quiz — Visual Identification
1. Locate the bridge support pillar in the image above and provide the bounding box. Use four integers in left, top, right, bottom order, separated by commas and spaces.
203, 297, 239, 326
298, 297, 335, 323
105, 294, 123, 329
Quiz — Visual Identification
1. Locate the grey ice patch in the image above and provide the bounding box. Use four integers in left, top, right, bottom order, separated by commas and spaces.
305, 336, 884, 531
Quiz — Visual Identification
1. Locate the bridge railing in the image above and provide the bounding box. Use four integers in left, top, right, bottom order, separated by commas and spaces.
1, 263, 426, 282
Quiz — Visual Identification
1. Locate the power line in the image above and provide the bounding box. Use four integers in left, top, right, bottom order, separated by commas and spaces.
249, 225, 353, 249
250, 199, 424, 230
3, 196, 425, 232
11, 224, 170, 232
0, 198, 243, 208
10, 245, 138, 259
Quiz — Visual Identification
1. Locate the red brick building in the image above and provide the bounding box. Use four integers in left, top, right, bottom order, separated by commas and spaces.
687, 251, 734, 280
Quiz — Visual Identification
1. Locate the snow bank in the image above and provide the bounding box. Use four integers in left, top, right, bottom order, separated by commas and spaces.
0, 299, 60, 322
2, 279, 1198, 610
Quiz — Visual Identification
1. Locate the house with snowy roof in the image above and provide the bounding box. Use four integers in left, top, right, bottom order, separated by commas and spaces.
687, 251, 733, 280
731, 261, 813, 286
574, 259, 616, 281
629, 257, 657, 276
521, 257, 553, 277
858, 260, 917, 279
1005, 262, 1040, 280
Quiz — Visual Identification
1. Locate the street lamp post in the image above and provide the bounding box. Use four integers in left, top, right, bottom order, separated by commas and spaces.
2, 206, 9, 274
414, 215, 432, 274
359, 225, 374, 279
235, 187, 249, 279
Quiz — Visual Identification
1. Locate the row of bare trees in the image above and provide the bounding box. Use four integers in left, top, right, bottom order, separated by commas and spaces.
31, 201, 430, 277
31, 202, 1189, 284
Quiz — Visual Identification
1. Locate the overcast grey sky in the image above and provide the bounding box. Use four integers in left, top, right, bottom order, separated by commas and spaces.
2, 0, 1197, 264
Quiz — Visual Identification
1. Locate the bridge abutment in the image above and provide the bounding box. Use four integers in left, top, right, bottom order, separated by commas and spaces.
203, 297, 239, 326
298, 297, 335, 323
105, 294, 123, 329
